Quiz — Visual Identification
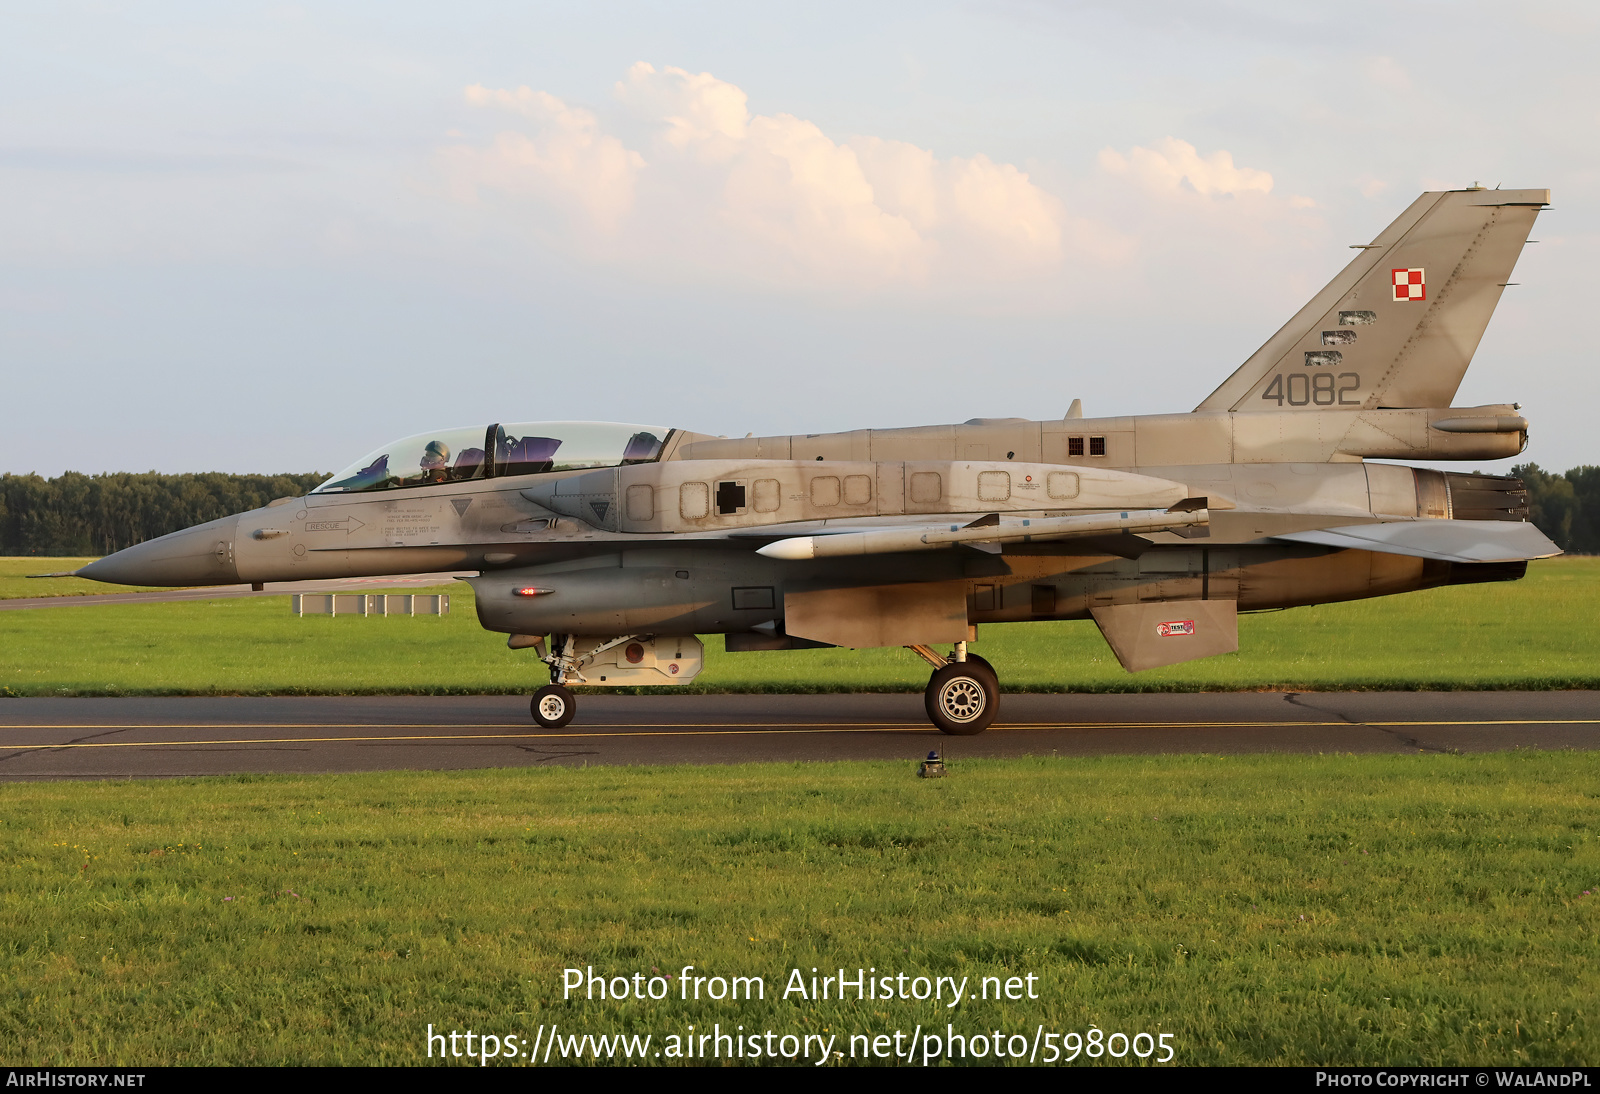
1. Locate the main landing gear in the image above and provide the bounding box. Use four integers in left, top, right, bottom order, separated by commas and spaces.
907, 642, 999, 735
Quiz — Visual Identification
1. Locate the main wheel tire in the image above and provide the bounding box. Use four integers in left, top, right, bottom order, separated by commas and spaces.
924, 663, 999, 735
958, 653, 997, 683
530, 684, 576, 728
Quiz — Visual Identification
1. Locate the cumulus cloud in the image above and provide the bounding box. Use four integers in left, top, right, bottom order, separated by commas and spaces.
853, 137, 1064, 261
613, 62, 749, 151
1356, 175, 1389, 199
438, 67, 1313, 298
446, 85, 643, 234
1098, 136, 1273, 198
1078, 135, 1328, 320
1364, 56, 1414, 93
442, 63, 1074, 287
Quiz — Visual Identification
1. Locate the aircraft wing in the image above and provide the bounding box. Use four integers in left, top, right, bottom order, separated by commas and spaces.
1274, 519, 1560, 564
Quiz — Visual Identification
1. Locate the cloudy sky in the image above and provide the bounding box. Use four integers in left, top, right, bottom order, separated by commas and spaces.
3, 1, 1596, 477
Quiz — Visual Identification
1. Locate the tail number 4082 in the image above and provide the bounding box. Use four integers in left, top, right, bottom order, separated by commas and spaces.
1262, 372, 1361, 407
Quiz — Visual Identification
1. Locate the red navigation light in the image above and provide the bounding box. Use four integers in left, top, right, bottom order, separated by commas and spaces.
512, 586, 552, 598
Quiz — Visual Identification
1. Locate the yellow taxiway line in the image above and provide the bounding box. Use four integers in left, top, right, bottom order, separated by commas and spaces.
0, 718, 1595, 750
4, 719, 1596, 731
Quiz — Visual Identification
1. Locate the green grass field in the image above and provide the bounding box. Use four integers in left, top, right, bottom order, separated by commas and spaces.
6, 560, 1598, 1067
2, 557, 1597, 696
3, 753, 1596, 1066
0, 558, 163, 599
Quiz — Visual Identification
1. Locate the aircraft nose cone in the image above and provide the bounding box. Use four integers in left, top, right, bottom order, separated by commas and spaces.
76, 515, 242, 587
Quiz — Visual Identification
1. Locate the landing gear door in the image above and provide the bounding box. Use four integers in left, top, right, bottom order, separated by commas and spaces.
575, 636, 704, 685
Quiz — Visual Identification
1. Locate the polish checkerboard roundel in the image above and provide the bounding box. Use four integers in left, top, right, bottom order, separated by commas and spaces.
1392, 267, 1426, 302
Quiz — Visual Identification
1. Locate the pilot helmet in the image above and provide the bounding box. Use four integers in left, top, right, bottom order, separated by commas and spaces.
421, 440, 451, 468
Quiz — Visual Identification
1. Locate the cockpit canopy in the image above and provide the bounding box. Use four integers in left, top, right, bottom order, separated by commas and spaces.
313, 421, 671, 494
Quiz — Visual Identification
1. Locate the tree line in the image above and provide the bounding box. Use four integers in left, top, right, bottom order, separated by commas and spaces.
0, 464, 1595, 557
1515, 464, 1600, 555
0, 472, 327, 556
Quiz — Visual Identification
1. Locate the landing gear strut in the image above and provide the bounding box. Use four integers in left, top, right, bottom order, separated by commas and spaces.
530, 634, 583, 728
524, 633, 693, 728
907, 641, 1000, 735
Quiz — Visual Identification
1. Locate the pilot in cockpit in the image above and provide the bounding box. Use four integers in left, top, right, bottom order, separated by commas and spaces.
415, 440, 451, 484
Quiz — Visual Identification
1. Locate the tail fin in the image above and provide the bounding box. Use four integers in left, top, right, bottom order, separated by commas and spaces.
1196, 187, 1548, 413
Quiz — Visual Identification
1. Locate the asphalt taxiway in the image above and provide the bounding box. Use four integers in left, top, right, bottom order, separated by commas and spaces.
0, 691, 1595, 780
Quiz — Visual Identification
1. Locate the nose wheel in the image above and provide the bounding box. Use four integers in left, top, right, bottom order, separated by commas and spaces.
924, 661, 999, 735
531, 684, 576, 728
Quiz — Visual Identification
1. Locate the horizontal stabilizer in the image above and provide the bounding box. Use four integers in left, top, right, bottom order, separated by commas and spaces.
1275, 519, 1560, 563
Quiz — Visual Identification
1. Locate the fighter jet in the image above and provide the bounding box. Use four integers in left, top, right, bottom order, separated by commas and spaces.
78, 186, 1560, 734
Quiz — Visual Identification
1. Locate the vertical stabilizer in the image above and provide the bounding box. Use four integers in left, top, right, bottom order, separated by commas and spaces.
1196, 188, 1547, 413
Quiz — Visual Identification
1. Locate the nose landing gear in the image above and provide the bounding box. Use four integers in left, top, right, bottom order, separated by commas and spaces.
530, 633, 584, 728
531, 684, 576, 728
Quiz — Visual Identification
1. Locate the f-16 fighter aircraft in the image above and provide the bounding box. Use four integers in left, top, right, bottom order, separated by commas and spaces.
78, 186, 1560, 734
